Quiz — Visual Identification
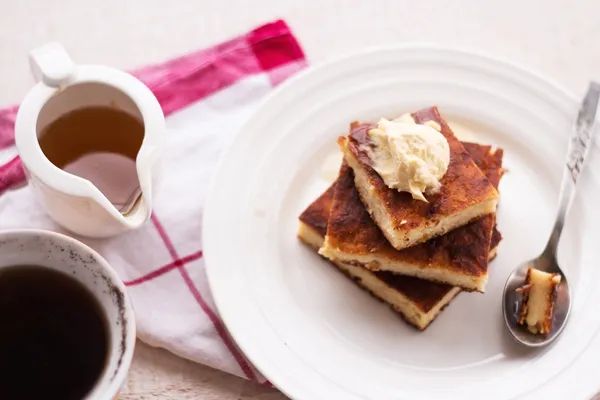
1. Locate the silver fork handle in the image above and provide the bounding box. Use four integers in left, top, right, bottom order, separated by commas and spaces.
544, 82, 600, 258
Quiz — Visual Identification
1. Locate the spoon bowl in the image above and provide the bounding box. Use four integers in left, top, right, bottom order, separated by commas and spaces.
503, 256, 571, 347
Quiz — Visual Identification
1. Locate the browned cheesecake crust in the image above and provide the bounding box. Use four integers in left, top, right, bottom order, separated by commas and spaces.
341, 106, 499, 250
298, 140, 504, 328
322, 161, 494, 291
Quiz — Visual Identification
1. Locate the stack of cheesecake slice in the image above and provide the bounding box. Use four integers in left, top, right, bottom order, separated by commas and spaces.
297, 106, 504, 330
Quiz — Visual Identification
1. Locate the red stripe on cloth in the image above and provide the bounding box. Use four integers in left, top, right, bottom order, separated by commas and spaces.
250, 19, 306, 73
179, 266, 259, 382
0, 105, 18, 149
135, 19, 303, 116
250, 20, 307, 87
150, 214, 258, 382
123, 250, 203, 286
0, 156, 26, 196
0, 19, 305, 151
150, 214, 179, 260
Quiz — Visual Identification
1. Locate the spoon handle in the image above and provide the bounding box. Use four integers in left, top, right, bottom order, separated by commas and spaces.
544, 82, 600, 258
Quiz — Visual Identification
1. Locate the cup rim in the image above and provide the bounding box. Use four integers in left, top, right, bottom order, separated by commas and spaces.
0, 228, 136, 400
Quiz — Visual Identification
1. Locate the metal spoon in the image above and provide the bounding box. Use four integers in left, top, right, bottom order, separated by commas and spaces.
502, 81, 600, 347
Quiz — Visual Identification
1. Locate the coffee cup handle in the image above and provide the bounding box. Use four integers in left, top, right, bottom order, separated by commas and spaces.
29, 42, 75, 88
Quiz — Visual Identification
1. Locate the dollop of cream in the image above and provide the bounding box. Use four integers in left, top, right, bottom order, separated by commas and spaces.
367, 114, 450, 202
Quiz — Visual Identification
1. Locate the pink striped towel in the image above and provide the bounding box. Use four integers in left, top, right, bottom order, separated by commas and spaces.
0, 20, 307, 383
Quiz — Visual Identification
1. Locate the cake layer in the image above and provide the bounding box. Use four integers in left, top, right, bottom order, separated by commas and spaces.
321, 140, 504, 292
340, 106, 499, 250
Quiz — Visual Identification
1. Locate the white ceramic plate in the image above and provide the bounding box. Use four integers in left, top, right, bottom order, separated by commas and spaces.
203, 47, 600, 400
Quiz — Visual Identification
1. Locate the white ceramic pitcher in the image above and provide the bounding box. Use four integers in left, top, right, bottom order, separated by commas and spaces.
15, 42, 165, 238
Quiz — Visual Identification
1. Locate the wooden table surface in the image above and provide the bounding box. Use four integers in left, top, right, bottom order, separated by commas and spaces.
2, 0, 599, 398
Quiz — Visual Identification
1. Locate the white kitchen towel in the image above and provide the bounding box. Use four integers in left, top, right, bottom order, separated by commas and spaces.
0, 19, 307, 384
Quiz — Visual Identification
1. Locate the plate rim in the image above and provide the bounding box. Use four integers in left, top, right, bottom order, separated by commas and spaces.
202, 44, 583, 400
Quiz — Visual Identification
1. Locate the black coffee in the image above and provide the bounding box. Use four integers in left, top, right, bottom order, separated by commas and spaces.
0, 266, 109, 400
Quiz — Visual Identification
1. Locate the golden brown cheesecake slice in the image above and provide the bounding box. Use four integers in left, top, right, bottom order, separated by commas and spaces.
297, 142, 504, 328
339, 106, 499, 250
298, 184, 461, 330
320, 141, 504, 292
517, 268, 562, 334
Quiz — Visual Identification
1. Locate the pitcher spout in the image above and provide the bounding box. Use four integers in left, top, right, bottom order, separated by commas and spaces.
128, 143, 162, 224
120, 193, 152, 227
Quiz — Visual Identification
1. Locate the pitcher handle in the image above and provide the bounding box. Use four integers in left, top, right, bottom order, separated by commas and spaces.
29, 42, 75, 88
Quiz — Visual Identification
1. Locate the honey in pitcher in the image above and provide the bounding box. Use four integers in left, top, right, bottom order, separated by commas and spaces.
38, 106, 145, 213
